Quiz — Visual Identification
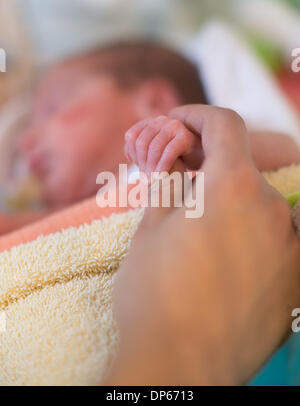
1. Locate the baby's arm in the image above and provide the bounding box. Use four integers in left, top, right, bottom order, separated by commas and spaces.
248, 131, 300, 172
125, 115, 202, 176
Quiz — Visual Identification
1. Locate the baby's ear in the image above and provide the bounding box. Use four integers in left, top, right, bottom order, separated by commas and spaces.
133, 78, 181, 119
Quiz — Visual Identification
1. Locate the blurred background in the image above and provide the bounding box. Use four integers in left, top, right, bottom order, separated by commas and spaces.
0, 0, 299, 103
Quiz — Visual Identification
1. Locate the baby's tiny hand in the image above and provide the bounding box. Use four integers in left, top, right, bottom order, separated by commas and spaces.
125, 115, 202, 176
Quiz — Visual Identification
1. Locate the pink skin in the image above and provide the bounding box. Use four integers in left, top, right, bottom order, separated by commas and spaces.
125, 116, 203, 177
125, 116, 300, 176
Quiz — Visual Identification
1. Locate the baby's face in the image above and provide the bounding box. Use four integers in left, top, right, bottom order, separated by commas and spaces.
21, 67, 136, 207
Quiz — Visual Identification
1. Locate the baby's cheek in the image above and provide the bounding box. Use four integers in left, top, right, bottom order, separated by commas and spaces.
51, 107, 90, 142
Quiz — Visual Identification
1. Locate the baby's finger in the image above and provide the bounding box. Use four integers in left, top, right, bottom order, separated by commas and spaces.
125, 118, 151, 163
136, 116, 169, 172
124, 142, 130, 161
155, 138, 187, 173
146, 120, 179, 176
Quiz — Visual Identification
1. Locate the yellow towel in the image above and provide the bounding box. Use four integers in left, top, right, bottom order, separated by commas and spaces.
0, 209, 144, 385
0, 165, 300, 386
263, 164, 300, 196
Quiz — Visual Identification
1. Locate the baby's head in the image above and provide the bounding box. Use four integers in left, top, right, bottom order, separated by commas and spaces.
20, 42, 206, 206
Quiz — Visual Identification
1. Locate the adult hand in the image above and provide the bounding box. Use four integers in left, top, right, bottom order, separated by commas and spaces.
108, 105, 300, 385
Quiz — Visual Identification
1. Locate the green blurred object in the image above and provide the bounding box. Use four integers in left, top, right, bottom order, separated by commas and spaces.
280, 0, 300, 10
247, 34, 285, 73
285, 192, 300, 208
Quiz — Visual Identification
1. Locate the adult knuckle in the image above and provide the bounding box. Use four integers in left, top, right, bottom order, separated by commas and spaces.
212, 107, 246, 131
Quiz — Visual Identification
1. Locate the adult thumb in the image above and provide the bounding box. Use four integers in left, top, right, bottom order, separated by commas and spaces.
139, 159, 187, 229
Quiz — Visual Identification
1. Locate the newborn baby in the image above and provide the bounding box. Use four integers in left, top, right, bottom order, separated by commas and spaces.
19, 42, 205, 208
125, 113, 300, 177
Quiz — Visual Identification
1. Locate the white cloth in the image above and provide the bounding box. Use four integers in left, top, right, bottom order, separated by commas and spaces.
190, 20, 300, 143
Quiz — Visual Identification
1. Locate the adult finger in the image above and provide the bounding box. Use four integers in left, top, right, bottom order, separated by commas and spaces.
169, 105, 252, 172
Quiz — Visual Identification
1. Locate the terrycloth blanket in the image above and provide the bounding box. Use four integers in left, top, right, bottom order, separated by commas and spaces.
1, 165, 300, 385
0, 209, 144, 385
